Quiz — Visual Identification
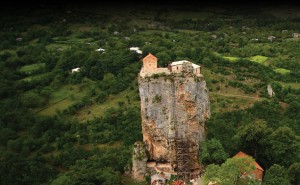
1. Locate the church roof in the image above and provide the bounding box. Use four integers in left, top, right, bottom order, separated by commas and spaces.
142, 53, 157, 62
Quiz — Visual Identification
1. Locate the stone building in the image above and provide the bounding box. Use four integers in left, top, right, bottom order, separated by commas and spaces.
142, 53, 158, 73
169, 60, 201, 76
292, 33, 299, 38
140, 53, 201, 77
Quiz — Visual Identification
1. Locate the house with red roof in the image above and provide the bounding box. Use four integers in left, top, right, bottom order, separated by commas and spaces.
172, 180, 184, 185
233, 151, 264, 181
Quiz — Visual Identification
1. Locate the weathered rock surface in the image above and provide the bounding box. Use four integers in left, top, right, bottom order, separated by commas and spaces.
132, 141, 148, 181
138, 68, 210, 172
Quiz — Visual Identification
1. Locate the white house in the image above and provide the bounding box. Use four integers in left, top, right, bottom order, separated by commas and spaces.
268, 36, 276, 41
129, 47, 140, 51
136, 49, 143, 54
292, 33, 299, 38
71, 67, 80, 73
95, 48, 105, 52
170, 60, 201, 76
129, 47, 143, 54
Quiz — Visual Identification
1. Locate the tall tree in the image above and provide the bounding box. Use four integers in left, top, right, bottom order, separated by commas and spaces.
199, 138, 229, 165
236, 120, 273, 168
266, 127, 300, 167
263, 164, 291, 185
288, 163, 300, 185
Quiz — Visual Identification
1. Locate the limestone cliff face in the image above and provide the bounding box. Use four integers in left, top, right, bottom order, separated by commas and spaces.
132, 141, 148, 181
138, 70, 210, 171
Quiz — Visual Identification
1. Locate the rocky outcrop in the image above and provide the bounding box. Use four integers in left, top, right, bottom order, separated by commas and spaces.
132, 141, 148, 181
138, 64, 210, 172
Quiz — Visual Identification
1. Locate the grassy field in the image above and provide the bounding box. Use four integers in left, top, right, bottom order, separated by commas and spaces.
0, 49, 16, 55
279, 81, 300, 89
139, 29, 179, 37
177, 29, 202, 34
49, 85, 83, 103
38, 98, 77, 115
210, 93, 259, 113
20, 72, 52, 82
75, 88, 140, 122
223, 56, 239, 62
46, 43, 71, 51
53, 36, 93, 44
36, 84, 92, 116
202, 67, 262, 113
19, 63, 45, 74
215, 53, 269, 65
273, 67, 291, 74
212, 52, 240, 63
248, 55, 268, 64
46, 35, 94, 51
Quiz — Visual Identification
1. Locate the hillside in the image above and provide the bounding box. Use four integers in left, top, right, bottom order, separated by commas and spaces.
0, 2, 299, 185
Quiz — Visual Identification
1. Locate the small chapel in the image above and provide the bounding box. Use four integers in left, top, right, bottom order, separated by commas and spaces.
139, 53, 201, 77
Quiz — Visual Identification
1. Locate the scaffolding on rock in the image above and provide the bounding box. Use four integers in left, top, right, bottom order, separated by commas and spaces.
175, 137, 190, 183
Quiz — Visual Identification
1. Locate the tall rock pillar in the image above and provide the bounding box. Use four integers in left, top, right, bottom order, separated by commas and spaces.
138, 62, 210, 174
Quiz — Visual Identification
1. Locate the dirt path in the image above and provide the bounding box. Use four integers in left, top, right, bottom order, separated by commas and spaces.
210, 92, 263, 100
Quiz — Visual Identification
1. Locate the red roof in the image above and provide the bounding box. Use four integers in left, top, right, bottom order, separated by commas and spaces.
172, 180, 184, 185
233, 151, 264, 171
142, 53, 157, 62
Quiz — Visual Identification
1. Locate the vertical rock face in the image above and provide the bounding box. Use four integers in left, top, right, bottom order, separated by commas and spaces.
138, 68, 210, 172
132, 141, 148, 181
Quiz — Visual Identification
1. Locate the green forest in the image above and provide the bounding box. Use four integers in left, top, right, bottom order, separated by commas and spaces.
0, 3, 299, 185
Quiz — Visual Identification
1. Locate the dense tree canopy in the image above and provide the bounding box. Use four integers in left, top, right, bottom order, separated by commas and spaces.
0, 3, 299, 185
263, 164, 291, 185
203, 156, 259, 185
199, 138, 229, 165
